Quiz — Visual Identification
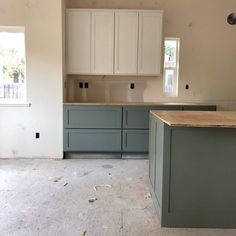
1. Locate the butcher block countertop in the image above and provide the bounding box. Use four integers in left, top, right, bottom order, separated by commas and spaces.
151, 111, 236, 128
64, 102, 215, 106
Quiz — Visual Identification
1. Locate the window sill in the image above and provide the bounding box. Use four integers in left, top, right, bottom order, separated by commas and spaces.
0, 103, 31, 107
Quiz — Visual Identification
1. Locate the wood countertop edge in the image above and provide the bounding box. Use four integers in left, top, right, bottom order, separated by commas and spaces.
150, 110, 236, 128
64, 102, 216, 106
163, 123, 236, 128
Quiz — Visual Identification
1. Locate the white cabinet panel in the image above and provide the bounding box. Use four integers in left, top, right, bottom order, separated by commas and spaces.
138, 12, 163, 75
115, 12, 138, 75
91, 12, 114, 74
66, 9, 163, 76
66, 10, 91, 74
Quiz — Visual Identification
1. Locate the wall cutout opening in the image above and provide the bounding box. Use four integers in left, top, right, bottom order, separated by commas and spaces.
0, 27, 26, 104
163, 38, 180, 97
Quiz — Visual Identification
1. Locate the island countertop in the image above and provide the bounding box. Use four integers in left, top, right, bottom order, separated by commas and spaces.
151, 111, 236, 128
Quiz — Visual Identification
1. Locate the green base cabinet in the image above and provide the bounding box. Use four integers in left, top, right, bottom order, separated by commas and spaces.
63, 104, 216, 155
64, 105, 122, 128
123, 106, 182, 129
63, 105, 122, 152
64, 129, 122, 152
149, 112, 236, 228
122, 130, 149, 153
122, 105, 182, 153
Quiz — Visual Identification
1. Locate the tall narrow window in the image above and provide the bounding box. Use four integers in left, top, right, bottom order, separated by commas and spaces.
163, 38, 180, 97
0, 27, 26, 104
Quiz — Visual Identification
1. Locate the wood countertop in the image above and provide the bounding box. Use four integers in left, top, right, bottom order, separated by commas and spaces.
64, 102, 216, 106
151, 111, 236, 128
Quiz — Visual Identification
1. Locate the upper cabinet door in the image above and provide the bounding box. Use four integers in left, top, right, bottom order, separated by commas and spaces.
91, 12, 114, 75
138, 12, 163, 76
66, 9, 163, 76
66, 10, 91, 74
115, 12, 138, 75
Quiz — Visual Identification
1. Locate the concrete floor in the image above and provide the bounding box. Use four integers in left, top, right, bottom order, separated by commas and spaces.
0, 159, 236, 236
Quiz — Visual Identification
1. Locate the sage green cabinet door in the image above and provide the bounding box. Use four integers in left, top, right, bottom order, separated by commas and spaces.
182, 105, 216, 111
149, 114, 156, 188
64, 129, 122, 152
154, 119, 165, 210
64, 105, 122, 128
123, 106, 181, 129
122, 130, 149, 152
169, 127, 236, 213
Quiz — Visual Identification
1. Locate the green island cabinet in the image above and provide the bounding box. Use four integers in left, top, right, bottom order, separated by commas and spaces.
63, 104, 216, 154
149, 111, 236, 228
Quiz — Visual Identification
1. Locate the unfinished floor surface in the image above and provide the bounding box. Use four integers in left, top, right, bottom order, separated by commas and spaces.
0, 159, 236, 236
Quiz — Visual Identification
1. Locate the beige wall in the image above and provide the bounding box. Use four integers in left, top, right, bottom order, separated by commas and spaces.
66, 0, 236, 110
0, 0, 63, 158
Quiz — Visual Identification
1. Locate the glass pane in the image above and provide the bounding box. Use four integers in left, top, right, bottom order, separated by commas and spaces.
164, 40, 177, 68
0, 29, 26, 101
164, 69, 175, 93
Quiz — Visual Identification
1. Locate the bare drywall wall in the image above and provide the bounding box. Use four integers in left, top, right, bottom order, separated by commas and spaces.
66, 0, 236, 109
0, 0, 63, 158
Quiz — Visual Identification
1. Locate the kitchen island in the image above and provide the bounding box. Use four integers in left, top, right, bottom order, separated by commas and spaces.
149, 111, 236, 228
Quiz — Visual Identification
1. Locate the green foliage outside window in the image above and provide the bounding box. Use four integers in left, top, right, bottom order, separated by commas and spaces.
0, 48, 25, 83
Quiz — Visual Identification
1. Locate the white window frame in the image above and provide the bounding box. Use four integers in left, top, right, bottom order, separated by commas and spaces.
0, 26, 27, 105
163, 37, 180, 97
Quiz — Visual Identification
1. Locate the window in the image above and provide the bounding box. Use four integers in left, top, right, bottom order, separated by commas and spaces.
163, 38, 180, 97
0, 27, 26, 104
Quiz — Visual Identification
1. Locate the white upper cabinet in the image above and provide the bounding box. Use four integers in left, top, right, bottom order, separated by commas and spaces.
138, 12, 163, 75
91, 12, 114, 74
66, 10, 91, 74
115, 12, 138, 75
66, 9, 163, 76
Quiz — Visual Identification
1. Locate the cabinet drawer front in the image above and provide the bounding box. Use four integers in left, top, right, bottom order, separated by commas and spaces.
64, 129, 121, 152
123, 130, 149, 152
123, 106, 181, 129
64, 106, 122, 128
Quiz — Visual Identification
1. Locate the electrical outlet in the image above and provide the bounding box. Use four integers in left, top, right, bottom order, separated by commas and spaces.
35, 132, 40, 139
85, 82, 89, 88
130, 83, 135, 89
79, 82, 83, 88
